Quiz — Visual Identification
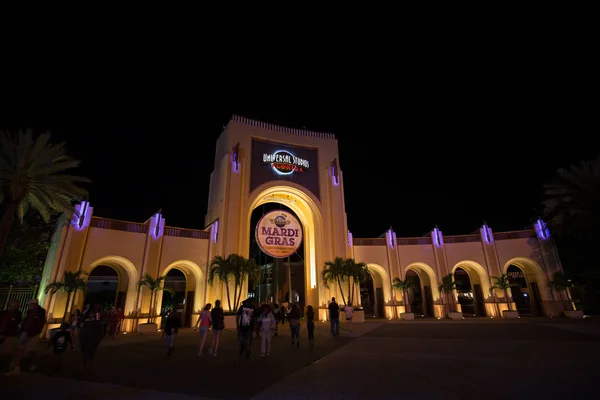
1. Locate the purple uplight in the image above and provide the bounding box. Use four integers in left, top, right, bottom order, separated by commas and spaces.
535, 219, 550, 240
481, 224, 493, 244
331, 164, 339, 185
72, 201, 90, 230
347, 230, 353, 247
212, 220, 219, 243
432, 227, 444, 248
387, 229, 396, 248
150, 213, 164, 239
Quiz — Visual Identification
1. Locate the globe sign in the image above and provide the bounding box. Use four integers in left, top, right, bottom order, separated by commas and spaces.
255, 210, 303, 258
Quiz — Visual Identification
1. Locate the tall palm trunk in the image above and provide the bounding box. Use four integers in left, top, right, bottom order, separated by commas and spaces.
0, 201, 18, 258
348, 279, 352, 305
336, 278, 347, 305
403, 290, 410, 313
504, 289, 511, 311
62, 292, 72, 321
224, 281, 233, 312
233, 279, 239, 311
235, 276, 244, 311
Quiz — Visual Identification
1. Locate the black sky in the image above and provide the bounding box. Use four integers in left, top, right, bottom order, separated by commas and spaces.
34, 105, 594, 239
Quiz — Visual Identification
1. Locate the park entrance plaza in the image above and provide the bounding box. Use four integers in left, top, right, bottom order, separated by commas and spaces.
37, 115, 571, 332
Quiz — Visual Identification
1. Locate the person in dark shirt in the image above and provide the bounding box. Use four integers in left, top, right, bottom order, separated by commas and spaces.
49, 323, 73, 375
161, 309, 181, 359
328, 297, 340, 336
306, 305, 315, 346
236, 298, 257, 358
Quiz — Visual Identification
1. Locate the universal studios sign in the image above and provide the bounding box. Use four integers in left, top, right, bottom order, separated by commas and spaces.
255, 210, 303, 258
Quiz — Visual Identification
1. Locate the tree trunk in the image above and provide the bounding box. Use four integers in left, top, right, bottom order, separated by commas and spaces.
0, 201, 18, 259
504, 289, 510, 311
403, 290, 410, 313
336, 278, 347, 305
63, 292, 72, 321
225, 280, 233, 312
348, 279, 351, 305
233, 277, 239, 312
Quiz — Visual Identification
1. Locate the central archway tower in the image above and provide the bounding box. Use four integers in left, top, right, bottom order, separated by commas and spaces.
204, 116, 350, 312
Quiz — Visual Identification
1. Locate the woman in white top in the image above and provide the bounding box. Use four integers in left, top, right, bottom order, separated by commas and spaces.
345, 303, 354, 332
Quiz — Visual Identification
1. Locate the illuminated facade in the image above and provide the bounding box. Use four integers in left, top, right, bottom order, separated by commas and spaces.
39, 116, 569, 331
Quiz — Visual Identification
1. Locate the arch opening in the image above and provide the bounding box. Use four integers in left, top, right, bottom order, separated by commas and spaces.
239, 183, 323, 314
362, 264, 392, 319
405, 263, 438, 317
85, 265, 120, 310
503, 258, 546, 316
452, 261, 490, 317
84, 256, 138, 319
160, 260, 204, 327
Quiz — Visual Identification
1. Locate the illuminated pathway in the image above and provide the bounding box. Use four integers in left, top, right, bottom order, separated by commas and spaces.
1, 319, 599, 399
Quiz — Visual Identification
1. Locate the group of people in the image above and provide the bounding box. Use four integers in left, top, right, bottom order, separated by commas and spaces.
0, 299, 122, 376
162, 296, 351, 360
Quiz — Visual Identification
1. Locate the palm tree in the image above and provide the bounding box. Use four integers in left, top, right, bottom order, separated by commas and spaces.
208, 254, 236, 312
347, 260, 369, 306
0, 129, 90, 257
392, 277, 414, 313
235, 257, 260, 310
548, 271, 577, 311
490, 274, 519, 312
543, 154, 600, 237
45, 269, 88, 321
137, 273, 174, 323
438, 273, 461, 314
322, 257, 348, 305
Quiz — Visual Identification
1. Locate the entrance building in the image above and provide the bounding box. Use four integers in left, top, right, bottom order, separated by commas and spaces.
38, 116, 568, 331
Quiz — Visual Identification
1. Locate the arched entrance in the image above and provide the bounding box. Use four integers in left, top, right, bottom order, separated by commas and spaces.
405, 263, 439, 317
503, 258, 546, 316
159, 260, 203, 327
250, 203, 305, 311
454, 267, 476, 316
360, 264, 392, 319
452, 261, 490, 317
83, 256, 138, 328
85, 265, 120, 310
161, 269, 186, 324
242, 183, 324, 316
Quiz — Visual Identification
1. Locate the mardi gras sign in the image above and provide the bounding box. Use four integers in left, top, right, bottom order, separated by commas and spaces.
255, 210, 303, 258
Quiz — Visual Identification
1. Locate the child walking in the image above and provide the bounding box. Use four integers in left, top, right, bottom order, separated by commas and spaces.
161, 309, 181, 359
49, 322, 73, 375
258, 305, 276, 357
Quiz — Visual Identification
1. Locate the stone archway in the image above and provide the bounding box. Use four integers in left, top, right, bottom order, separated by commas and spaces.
364, 263, 393, 319
243, 182, 325, 315
159, 260, 204, 327
83, 256, 138, 330
503, 257, 549, 316
405, 262, 439, 317
452, 261, 491, 317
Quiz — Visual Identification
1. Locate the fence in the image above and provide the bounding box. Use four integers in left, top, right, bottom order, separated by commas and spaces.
0, 286, 39, 315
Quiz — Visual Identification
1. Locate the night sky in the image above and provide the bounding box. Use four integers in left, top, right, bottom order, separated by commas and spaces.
18, 107, 594, 239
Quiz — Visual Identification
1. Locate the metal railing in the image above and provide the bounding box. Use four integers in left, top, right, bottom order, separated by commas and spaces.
0, 286, 39, 315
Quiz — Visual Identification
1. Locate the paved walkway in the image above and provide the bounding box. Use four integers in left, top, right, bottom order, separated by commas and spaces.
1, 318, 599, 399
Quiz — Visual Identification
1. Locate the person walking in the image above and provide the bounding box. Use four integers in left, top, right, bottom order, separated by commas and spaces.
306, 305, 315, 346
236, 298, 257, 358
194, 303, 212, 356
49, 322, 73, 375
210, 300, 224, 356
328, 297, 340, 336
5, 298, 46, 375
345, 302, 354, 332
258, 305, 276, 357
288, 303, 301, 347
161, 309, 181, 359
